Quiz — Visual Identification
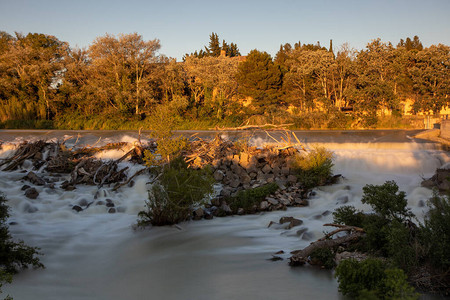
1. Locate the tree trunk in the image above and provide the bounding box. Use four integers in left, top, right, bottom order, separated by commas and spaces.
289, 231, 364, 266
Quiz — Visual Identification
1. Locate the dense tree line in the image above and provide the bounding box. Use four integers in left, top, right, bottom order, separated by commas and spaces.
0, 31, 448, 129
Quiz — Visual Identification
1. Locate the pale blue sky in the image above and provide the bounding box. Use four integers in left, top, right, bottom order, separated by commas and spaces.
1, 0, 449, 60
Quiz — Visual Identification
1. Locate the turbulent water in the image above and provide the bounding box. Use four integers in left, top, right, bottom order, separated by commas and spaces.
0, 130, 448, 300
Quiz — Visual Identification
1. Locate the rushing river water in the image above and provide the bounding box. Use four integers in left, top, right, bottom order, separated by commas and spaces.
0, 129, 448, 300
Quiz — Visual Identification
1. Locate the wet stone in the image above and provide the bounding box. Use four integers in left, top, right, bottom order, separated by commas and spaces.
260, 201, 269, 210
95, 200, 105, 206
336, 195, 349, 204
72, 205, 83, 212
78, 198, 89, 207
24, 187, 39, 199
23, 171, 45, 186
106, 202, 115, 208
279, 217, 303, 229
266, 197, 279, 206
21, 185, 31, 191
108, 207, 116, 214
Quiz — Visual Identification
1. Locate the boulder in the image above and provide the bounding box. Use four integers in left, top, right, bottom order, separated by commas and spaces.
260, 201, 269, 210
220, 203, 232, 215
287, 175, 298, 183
21, 184, 31, 191
279, 216, 303, 229
281, 167, 290, 175
193, 208, 205, 220
262, 164, 272, 174
23, 171, 45, 186
213, 170, 224, 181
72, 205, 83, 212
266, 197, 279, 206
24, 187, 39, 199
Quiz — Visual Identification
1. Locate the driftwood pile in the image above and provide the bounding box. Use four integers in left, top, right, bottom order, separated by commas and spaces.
0, 140, 152, 194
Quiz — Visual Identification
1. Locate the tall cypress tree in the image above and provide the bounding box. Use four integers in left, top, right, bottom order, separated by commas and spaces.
207, 32, 221, 57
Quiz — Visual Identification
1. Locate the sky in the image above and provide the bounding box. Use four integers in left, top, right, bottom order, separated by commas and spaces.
1, 0, 449, 60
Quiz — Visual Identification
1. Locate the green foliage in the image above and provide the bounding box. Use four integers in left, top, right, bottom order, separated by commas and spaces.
420, 191, 450, 270
335, 258, 418, 299
143, 104, 189, 166
227, 183, 279, 213
291, 146, 334, 189
333, 205, 365, 227
138, 157, 214, 226
362, 181, 413, 221
386, 220, 418, 271
333, 184, 420, 265
0, 193, 44, 298
235, 49, 283, 114
309, 248, 336, 269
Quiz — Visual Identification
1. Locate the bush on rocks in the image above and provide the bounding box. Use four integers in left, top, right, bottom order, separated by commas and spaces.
138, 157, 214, 226
291, 146, 334, 189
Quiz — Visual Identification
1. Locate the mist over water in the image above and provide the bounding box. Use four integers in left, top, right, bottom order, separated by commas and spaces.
1, 130, 447, 300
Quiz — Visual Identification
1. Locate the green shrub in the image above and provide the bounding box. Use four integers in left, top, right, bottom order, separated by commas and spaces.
0, 193, 44, 297
227, 183, 279, 213
421, 191, 450, 270
309, 248, 336, 269
138, 157, 214, 226
291, 146, 334, 189
333, 205, 365, 227
335, 258, 418, 299
386, 220, 418, 271
362, 181, 413, 222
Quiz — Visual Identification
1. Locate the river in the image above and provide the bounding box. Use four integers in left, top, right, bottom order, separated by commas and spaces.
0, 129, 447, 300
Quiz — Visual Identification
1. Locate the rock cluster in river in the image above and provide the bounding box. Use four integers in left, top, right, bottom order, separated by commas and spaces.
421, 168, 450, 192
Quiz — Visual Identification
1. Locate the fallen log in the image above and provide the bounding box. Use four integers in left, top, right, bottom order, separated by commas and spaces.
289, 224, 364, 266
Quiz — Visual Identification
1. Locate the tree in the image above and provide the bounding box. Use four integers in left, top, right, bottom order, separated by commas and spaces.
235, 49, 283, 114
207, 32, 221, 57
284, 48, 335, 110
184, 55, 239, 119
408, 44, 450, 114
88, 33, 161, 115
185, 33, 240, 59
0, 32, 68, 121
398, 36, 423, 51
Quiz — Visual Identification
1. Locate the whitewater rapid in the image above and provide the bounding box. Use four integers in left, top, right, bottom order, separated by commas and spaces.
1, 130, 447, 300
